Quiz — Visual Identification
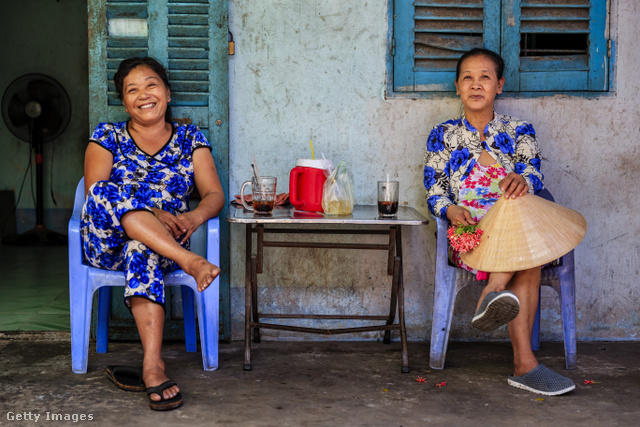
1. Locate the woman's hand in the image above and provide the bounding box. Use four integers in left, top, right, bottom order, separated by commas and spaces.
446, 205, 476, 227
152, 209, 204, 244
499, 172, 529, 199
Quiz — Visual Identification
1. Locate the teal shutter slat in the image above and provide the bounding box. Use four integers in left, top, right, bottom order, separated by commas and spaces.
89, 0, 109, 130
501, 0, 520, 91
148, 0, 168, 61
482, 0, 501, 53
393, 0, 416, 91
588, 0, 608, 90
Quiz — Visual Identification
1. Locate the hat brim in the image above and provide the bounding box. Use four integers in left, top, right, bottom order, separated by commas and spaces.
460, 193, 587, 272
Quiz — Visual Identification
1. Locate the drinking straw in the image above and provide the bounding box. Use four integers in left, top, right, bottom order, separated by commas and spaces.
251, 152, 262, 181
309, 140, 315, 160
251, 152, 262, 192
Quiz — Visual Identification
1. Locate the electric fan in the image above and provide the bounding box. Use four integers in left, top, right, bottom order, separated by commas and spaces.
1, 73, 71, 246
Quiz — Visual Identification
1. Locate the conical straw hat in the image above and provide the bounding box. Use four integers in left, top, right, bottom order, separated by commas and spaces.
460, 193, 587, 272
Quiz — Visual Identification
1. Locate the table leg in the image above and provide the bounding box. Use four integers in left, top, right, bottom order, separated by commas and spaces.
396, 226, 410, 373
384, 269, 399, 345
384, 226, 398, 344
251, 254, 261, 343
244, 225, 252, 371
244, 283, 253, 369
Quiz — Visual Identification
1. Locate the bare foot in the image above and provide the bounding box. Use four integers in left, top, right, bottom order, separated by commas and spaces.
143, 364, 180, 401
185, 255, 220, 292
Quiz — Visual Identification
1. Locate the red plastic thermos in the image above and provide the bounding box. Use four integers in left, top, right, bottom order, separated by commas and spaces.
289, 159, 329, 212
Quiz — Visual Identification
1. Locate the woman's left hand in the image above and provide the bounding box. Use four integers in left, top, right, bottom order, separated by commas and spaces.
499, 172, 529, 199
173, 211, 205, 244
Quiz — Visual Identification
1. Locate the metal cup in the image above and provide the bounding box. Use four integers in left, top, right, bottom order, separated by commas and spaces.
240, 176, 277, 215
377, 181, 399, 218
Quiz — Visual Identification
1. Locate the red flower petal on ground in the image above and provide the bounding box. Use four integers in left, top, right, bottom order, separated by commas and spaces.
584, 380, 595, 385
416, 376, 427, 383
436, 381, 447, 388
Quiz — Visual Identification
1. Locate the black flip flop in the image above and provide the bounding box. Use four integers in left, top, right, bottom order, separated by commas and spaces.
106, 365, 145, 392
146, 380, 183, 411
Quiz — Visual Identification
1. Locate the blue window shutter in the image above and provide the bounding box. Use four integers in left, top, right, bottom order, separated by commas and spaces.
394, 0, 499, 92
502, 0, 608, 92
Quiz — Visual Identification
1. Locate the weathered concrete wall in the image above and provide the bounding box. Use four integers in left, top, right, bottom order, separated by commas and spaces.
228, 0, 640, 342
0, 1, 87, 234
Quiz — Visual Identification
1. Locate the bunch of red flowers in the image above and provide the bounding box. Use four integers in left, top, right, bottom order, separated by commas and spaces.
447, 224, 483, 253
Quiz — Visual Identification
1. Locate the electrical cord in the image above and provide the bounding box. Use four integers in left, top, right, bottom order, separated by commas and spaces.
1, 142, 33, 238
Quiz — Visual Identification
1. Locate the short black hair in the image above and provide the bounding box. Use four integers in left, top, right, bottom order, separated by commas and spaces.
455, 48, 505, 81
113, 57, 173, 123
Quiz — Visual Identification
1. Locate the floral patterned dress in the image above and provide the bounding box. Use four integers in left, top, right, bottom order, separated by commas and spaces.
449, 161, 507, 274
80, 121, 211, 307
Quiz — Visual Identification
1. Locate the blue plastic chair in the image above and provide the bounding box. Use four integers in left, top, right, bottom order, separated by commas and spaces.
429, 189, 577, 370
68, 178, 220, 373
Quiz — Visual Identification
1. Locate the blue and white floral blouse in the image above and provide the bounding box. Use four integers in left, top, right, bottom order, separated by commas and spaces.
423, 112, 544, 219
88, 121, 211, 215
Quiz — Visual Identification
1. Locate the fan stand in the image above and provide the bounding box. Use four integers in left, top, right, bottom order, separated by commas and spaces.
3, 118, 67, 246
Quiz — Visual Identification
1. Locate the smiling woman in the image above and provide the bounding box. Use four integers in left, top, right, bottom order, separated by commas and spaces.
81, 57, 225, 411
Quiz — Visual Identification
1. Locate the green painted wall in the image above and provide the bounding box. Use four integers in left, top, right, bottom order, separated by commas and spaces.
0, 0, 88, 234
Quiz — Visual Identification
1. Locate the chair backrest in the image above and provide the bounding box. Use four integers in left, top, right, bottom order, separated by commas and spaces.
537, 188, 554, 202
72, 177, 86, 219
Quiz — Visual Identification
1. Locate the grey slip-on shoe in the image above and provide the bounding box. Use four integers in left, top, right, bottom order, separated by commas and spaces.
508, 364, 576, 396
471, 290, 520, 332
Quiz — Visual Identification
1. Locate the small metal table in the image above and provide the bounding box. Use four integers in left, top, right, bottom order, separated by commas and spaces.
227, 204, 428, 372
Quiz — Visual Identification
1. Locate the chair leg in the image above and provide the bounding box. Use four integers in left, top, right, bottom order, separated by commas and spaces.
429, 268, 458, 370
182, 286, 197, 352
196, 279, 219, 371
70, 274, 92, 374
531, 287, 542, 351
559, 252, 577, 370
96, 287, 112, 354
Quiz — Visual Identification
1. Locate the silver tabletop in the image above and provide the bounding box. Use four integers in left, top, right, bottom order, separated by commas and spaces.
227, 204, 428, 225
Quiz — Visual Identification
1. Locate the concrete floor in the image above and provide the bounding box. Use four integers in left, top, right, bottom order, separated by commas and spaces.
0, 333, 638, 426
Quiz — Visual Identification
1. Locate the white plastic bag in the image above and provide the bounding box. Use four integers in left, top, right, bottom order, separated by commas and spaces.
321, 161, 355, 215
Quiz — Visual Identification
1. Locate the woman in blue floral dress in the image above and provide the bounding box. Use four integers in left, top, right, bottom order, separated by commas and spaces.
81, 57, 225, 410
424, 48, 575, 396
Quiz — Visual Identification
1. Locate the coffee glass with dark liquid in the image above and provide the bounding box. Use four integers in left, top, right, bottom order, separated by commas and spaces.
240, 176, 277, 215
377, 181, 399, 218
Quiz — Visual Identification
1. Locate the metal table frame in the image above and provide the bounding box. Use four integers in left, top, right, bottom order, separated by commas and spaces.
227, 205, 428, 373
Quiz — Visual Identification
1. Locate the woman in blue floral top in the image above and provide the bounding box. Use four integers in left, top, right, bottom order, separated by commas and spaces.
424, 48, 574, 396
81, 57, 225, 410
